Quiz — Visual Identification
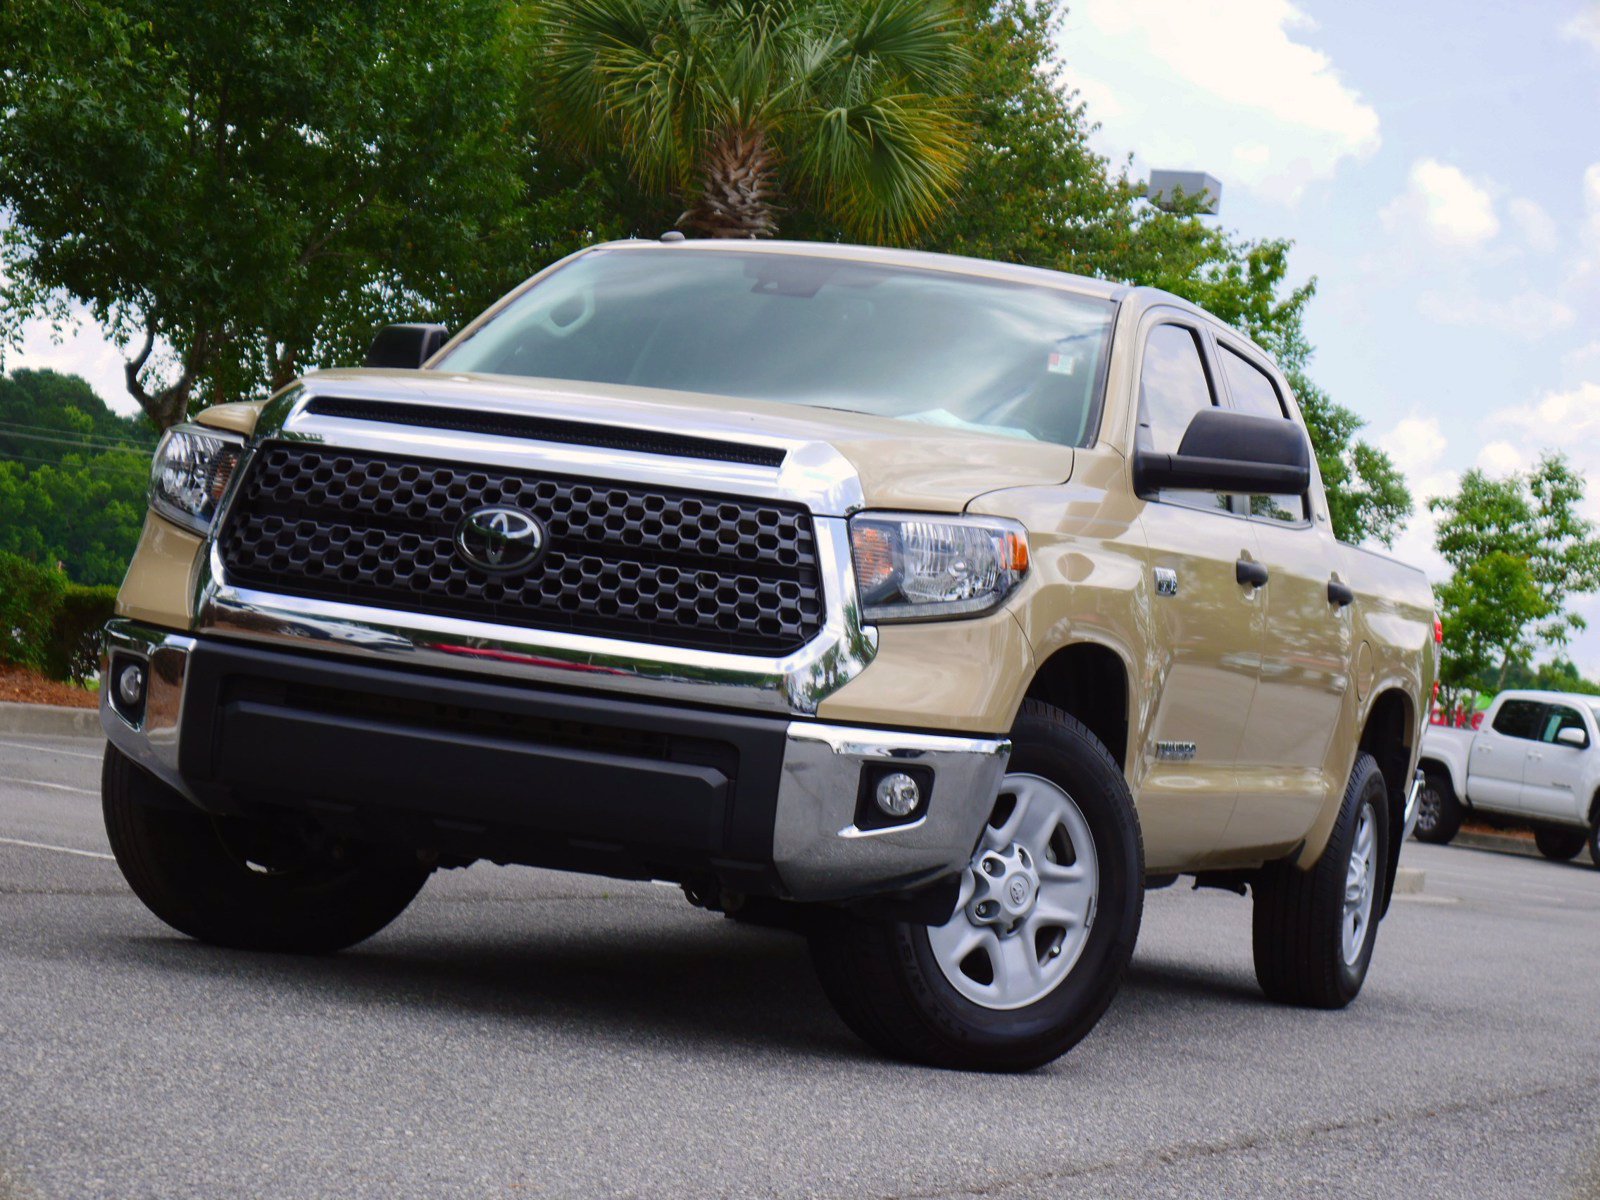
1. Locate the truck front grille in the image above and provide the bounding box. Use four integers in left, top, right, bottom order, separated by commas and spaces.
217, 442, 824, 655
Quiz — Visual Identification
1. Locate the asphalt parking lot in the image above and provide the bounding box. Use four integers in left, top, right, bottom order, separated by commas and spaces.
4, 728, 1600, 1200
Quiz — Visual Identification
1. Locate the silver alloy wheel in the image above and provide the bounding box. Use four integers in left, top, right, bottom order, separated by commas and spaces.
927, 773, 1099, 1011
1342, 800, 1378, 966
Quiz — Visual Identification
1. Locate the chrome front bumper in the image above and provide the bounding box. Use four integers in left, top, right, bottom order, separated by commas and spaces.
101, 619, 1010, 902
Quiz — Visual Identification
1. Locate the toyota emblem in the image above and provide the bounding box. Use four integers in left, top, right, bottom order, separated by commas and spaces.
454, 506, 546, 573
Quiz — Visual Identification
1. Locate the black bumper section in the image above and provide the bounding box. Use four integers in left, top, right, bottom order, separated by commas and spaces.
175, 641, 790, 893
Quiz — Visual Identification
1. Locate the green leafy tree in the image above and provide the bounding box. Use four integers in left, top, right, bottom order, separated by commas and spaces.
1432, 454, 1600, 696
1434, 552, 1548, 714
0, 0, 557, 427
0, 369, 152, 585
535, 0, 970, 241
1500, 656, 1600, 697
0, 368, 155, 467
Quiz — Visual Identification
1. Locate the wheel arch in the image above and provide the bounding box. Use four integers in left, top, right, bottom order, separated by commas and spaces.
1358, 687, 1416, 917
1023, 641, 1131, 774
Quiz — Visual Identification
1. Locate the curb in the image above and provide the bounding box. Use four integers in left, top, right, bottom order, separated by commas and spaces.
0, 701, 103, 739
1453, 829, 1538, 859
1392, 867, 1425, 895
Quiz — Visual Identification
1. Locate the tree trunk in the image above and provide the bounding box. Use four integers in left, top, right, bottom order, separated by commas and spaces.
123, 319, 205, 430
681, 125, 780, 239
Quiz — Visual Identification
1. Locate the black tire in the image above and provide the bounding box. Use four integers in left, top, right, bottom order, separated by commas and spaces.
103, 745, 430, 953
1589, 812, 1600, 870
808, 700, 1144, 1072
1410, 766, 1461, 845
1253, 753, 1390, 1009
1534, 827, 1587, 862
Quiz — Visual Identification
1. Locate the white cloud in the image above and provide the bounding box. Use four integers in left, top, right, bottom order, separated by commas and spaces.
1416, 288, 1575, 339
1563, 339, 1600, 373
1506, 197, 1559, 253
1488, 380, 1600, 520
1476, 440, 1528, 475
1380, 159, 1499, 248
1060, 0, 1380, 203
1377, 415, 1453, 581
1563, 4, 1600, 55
1382, 415, 1447, 481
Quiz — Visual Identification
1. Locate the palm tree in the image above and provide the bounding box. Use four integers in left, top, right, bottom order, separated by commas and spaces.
535, 0, 969, 241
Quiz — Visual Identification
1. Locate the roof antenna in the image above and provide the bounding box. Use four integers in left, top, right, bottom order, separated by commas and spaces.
659, 230, 687, 243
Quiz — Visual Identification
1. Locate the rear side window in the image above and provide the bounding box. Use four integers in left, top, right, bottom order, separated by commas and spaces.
1219, 345, 1306, 524
1138, 324, 1228, 514
1492, 700, 1546, 740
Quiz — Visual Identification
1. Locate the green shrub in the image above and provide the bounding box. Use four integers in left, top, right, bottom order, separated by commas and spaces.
0, 551, 67, 671
0, 554, 116, 684
47, 583, 119, 685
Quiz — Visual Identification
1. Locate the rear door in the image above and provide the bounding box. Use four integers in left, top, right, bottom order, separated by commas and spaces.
1468, 698, 1544, 812
1131, 316, 1263, 866
1521, 703, 1594, 820
1212, 338, 1352, 848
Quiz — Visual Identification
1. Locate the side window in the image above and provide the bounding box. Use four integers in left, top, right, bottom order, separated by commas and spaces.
1492, 700, 1546, 741
1540, 705, 1588, 744
1219, 344, 1306, 524
1138, 324, 1228, 514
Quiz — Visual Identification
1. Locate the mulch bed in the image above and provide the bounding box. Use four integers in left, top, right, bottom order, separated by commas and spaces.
0, 664, 99, 709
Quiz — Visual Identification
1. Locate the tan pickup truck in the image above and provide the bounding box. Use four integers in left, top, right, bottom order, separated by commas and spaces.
101, 239, 1436, 1070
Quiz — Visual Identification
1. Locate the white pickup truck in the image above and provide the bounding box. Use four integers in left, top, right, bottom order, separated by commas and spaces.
1417, 690, 1600, 865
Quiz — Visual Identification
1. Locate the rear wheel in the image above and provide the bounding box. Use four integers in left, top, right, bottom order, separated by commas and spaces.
1252, 753, 1390, 1009
1411, 767, 1461, 845
809, 701, 1143, 1072
1534, 827, 1587, 862
1589, 813, 1600, 870
103, 745, 430, 953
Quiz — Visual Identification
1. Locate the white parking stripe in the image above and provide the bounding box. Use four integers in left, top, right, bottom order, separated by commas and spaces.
0, 775, 97, 797
0, 738, 102, 761
0, 836, 114, 861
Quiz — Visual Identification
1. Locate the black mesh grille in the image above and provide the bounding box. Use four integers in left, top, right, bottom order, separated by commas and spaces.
217, 442, 824, 654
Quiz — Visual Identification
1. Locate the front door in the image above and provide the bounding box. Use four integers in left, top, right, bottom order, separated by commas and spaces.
1521, 703, 1593, 821
1469, 698, 1543, 812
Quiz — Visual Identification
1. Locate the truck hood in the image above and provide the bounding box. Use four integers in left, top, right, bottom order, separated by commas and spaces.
255, 369, 1076, 514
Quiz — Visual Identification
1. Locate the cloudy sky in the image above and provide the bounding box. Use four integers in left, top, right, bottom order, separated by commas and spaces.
12, 0, 1600, 670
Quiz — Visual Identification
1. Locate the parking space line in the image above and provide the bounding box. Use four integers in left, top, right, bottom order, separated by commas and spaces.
0, 775, 97, 797
0, 738, 103, 761
0, 836, 114, 861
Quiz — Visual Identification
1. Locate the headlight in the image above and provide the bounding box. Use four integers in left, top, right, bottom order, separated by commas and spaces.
849, 513, 1029, 622
149, 425, 245, 534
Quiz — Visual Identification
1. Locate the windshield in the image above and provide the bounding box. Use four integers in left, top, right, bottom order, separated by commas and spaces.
437, 248, 1116, 447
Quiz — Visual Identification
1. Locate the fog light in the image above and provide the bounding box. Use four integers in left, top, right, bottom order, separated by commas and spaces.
117, 663, 145, 707
874, 772, 922, 818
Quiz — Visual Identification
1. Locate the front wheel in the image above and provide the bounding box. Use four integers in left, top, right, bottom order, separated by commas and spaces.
103, 746, 431, 953
1252, 753, 1390, 1009
809, 701, 1144, 1072
1534, 827, 1587, 862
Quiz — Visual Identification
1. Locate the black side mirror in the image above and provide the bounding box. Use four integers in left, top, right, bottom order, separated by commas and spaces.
364, 323, 449, 369
1134, 408, 1311, 497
